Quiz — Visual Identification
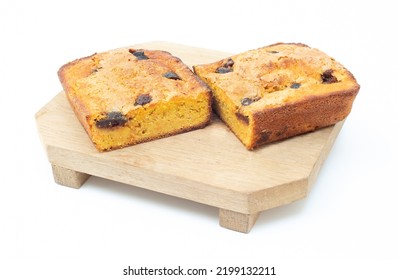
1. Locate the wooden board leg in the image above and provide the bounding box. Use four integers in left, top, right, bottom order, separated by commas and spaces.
51, 164, 90, 189
219, 209, 260, 233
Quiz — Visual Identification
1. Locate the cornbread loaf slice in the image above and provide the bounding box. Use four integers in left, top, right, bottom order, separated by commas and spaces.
193, 43, 360, 150
58, 48, 212, 151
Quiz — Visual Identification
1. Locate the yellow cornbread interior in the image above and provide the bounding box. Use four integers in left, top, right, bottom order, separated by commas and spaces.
88, 93, 210, 151
199, 79, 253, 147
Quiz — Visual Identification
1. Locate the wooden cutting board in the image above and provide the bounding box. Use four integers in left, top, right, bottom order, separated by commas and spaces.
36, 41, 344, 233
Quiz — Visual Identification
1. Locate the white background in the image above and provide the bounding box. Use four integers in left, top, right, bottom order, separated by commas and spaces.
1, 0, 397, 279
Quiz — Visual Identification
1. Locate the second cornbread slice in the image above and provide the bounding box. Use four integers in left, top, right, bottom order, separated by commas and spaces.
193, 43, 360, 149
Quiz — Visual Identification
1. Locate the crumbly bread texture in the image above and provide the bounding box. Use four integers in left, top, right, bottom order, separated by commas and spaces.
58, 48, 212, 151
193, 43, 360, 150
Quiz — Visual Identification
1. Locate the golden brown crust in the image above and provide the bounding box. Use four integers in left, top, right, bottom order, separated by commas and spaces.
250, 85, 360, 149
58, 47, 212, 151
193, 43, 360, 149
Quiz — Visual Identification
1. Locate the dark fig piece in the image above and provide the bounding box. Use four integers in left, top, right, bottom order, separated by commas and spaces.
235, 112, 249, 124
215, 58, 234, 74
134, 94, 152, 106
290, 83, 301, 89
241, 97, 260, 106
321, 69, 338, 84
224, 58, 234, 67
129, 49, 149, 60
96, 112, 127, 128
215, 67, 233, 74
163, 71, 181, 80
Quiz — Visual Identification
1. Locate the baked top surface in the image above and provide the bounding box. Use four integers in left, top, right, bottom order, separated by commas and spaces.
58, 48, 209, 115
194, 43, 359, 114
